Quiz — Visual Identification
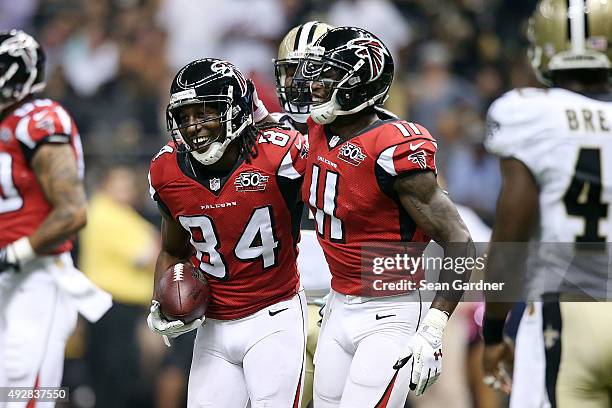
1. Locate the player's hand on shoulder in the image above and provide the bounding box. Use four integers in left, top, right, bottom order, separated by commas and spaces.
249, 79, 270, 123
394, 308, 448, 396
146, 300, 204, 347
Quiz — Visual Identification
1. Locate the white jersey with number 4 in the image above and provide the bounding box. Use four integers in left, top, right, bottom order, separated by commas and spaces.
486, 87, 612, 298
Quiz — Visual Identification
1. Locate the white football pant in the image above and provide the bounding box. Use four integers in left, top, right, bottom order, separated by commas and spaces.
313, 289, 430, 408
0, 253, 78, 408
187, 291, 307, 408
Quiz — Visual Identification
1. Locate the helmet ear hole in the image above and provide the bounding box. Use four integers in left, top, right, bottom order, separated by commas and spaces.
336, 89, 354, 109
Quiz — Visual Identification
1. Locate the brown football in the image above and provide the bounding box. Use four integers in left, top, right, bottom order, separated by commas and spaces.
158, 262, 210, 323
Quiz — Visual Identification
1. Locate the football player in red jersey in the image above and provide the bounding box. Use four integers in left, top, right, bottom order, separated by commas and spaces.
0, 30, 111, 401
291, 27, 474, 407
147, 58, 308, 407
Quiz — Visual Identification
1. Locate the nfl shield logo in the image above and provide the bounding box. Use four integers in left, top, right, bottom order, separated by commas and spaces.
209, 178, 221, 191
329, 135, 341, 147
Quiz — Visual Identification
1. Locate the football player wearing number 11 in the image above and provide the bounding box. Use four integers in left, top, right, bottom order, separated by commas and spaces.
147, 58, 308, 407
291, 27, 474, 407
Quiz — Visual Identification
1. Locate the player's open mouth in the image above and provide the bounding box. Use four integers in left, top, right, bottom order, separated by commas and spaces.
192, 135, 211, 145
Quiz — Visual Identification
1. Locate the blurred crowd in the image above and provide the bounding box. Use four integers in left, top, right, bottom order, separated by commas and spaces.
1, 0, 540, 407
1, 0, 540, 224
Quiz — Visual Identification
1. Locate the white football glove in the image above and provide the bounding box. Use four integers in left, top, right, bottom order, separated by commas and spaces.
146, 300, 204, 347
250, 81, 270, 123
394, 308, 448, 396
0, 237, 35, 273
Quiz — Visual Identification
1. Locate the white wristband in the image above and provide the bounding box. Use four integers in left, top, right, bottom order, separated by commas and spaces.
7, 237, 36, 264
421, 308, 449, 332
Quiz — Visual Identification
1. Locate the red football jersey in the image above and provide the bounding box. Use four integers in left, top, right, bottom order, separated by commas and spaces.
303, 118, 437, 296
0, 99, 84, 251
149, 128, 307, 320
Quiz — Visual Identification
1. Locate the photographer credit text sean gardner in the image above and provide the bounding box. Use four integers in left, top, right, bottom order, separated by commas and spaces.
372, 279, 505, 292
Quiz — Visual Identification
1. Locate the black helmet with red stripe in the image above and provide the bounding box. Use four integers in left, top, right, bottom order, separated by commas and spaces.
292, 27, 394, 124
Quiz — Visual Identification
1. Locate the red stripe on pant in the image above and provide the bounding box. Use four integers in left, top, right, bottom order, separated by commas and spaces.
293, 370, 303, 408
374, 370, 400, 408
26, 374, 40, 408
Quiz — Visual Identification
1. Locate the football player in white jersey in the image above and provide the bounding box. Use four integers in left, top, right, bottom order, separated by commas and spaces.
273, 21, 333, 408
482, 1, 612, 407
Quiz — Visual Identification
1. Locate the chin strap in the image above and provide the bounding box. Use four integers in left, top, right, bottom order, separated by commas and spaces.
310, 87, 390, 125
191, 115, 253, 165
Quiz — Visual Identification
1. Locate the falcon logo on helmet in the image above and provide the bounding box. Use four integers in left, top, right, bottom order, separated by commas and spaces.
348, 38, 386, 81
211, 60, 248, 97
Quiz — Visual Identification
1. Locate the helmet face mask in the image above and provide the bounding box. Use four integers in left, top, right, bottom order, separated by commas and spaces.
0, 30, 45, 112
169, 101, 227, 153
274, 21, 334, 122
293, 51, 356, 107
291, 27, 394, 125
166, 59, 253, 165
274, 59, 310, 117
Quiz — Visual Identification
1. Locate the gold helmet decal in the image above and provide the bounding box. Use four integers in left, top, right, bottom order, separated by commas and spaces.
529, 0, 612, 84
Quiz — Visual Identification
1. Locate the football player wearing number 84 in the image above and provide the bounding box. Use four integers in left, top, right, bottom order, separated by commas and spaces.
147, 58, 309, 407
291, 27, 474, 407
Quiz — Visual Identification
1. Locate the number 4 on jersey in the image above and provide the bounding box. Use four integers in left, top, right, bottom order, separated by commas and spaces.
563, 148, 608, 245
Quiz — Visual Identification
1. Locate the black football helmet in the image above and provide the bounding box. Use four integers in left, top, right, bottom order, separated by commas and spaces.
166, 58, 253, 165
0, 30, 45, 112
292, 27, 394, 124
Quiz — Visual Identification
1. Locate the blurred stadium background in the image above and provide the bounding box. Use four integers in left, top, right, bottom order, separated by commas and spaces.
1, 0, 540, 407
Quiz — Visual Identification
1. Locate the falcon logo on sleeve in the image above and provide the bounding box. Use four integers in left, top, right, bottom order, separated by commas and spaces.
408, 150, 428, 169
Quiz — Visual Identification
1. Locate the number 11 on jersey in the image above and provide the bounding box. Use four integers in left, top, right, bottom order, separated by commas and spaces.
308, 164, 345, 242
